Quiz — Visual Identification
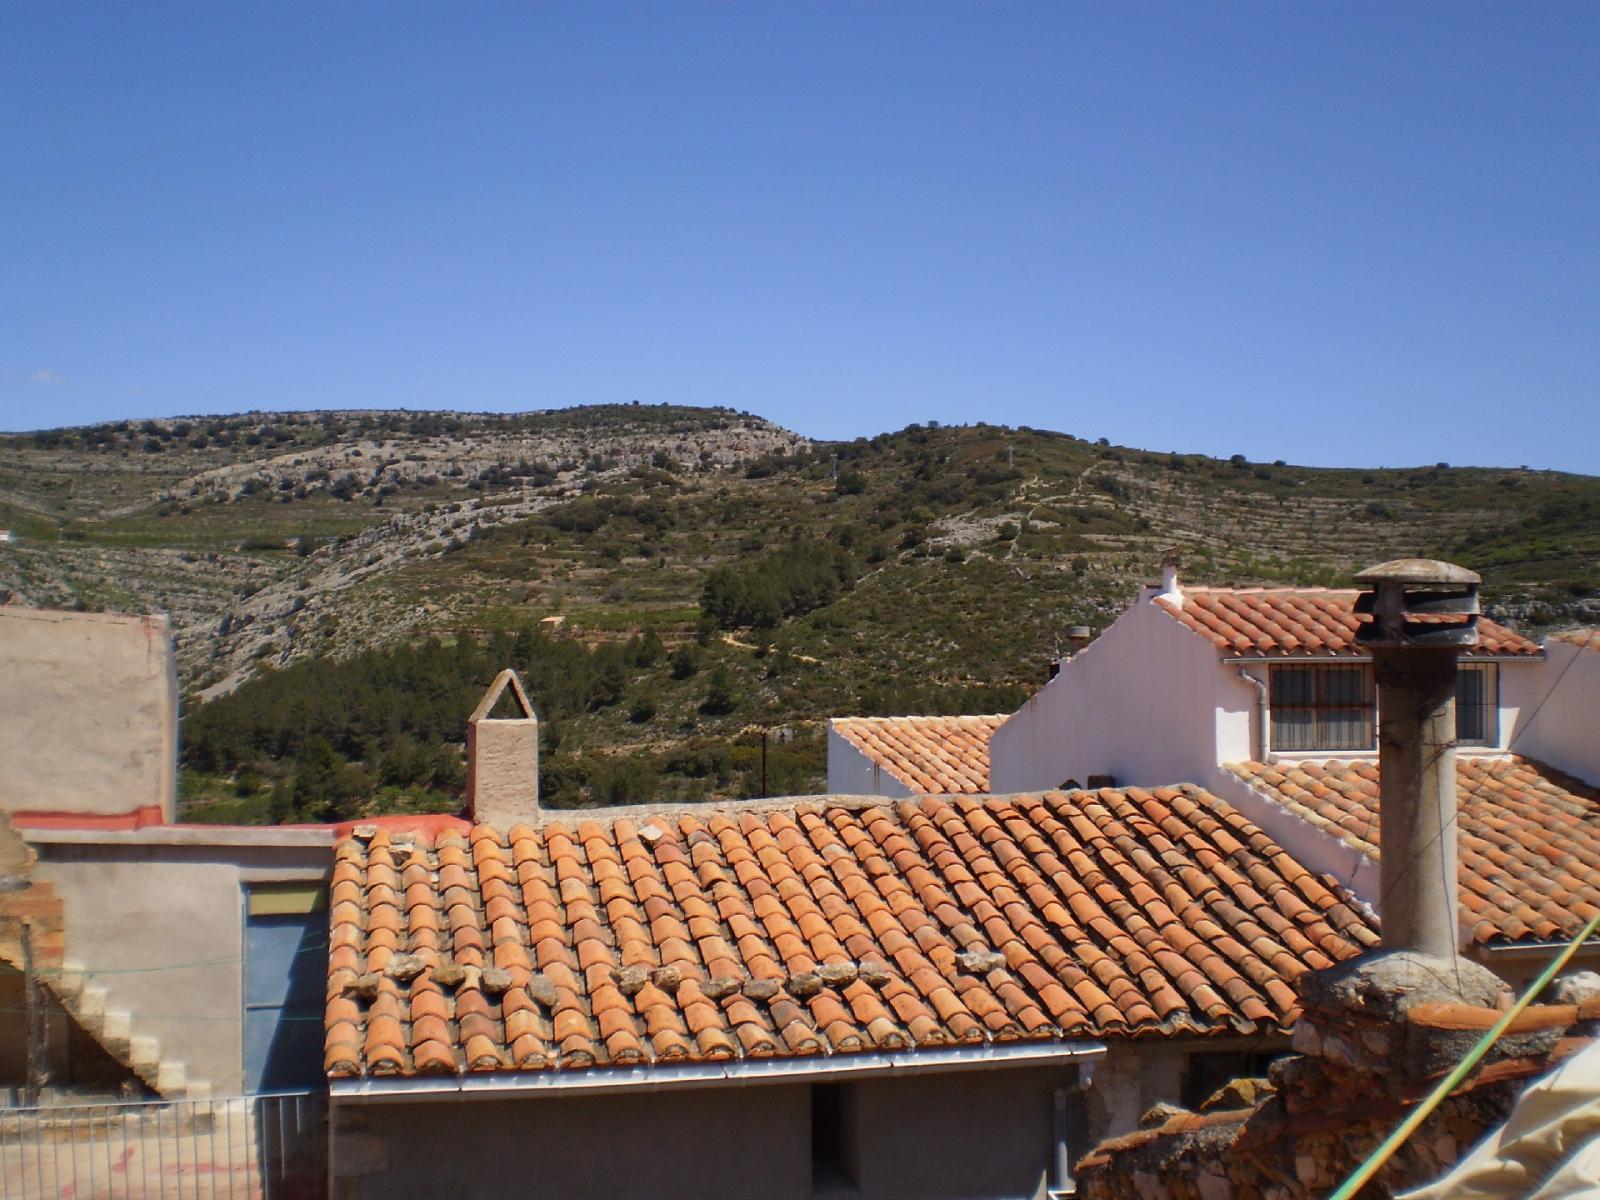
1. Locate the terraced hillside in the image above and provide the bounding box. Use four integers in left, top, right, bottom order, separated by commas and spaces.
1, 406, 1594, 815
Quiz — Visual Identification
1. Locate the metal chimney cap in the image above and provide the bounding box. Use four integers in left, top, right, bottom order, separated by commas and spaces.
1354, 559, 1480, 587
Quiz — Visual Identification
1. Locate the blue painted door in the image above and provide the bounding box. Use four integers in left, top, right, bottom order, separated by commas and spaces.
244, 886, 327, 1093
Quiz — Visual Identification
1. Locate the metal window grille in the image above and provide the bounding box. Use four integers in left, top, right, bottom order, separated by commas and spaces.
1455, 664, 1498, 746
0, 1091, 326, 1200
1270, 665, 1375, 752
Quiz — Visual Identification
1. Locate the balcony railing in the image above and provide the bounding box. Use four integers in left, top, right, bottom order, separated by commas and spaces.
0, 1090, 326, 1200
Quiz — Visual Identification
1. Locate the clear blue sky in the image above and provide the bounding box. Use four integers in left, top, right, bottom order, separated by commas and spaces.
3, 2, 1595, 472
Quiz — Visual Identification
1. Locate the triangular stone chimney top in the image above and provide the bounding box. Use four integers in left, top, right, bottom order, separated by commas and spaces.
467, 669, 539, 829
470, 668, 535, 723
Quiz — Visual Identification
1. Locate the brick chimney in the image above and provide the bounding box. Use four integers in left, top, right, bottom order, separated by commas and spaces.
466, 669, 539, 829
1353, 558, 1480, 961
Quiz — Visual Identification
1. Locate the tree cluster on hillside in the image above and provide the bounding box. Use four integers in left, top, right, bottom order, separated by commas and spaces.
183, 625, 670, 821
701, 541, 858, 629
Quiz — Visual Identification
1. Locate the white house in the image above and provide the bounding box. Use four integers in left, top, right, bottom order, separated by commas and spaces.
987, 562, 1549, 798
826, 564, 1600, 985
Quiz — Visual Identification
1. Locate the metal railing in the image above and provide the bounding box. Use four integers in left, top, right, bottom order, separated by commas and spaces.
0, 1091, 326, 1200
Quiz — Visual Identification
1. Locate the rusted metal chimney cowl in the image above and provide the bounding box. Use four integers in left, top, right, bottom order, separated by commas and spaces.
1354, 558, 1482, 650
1354, 559, 1479, 963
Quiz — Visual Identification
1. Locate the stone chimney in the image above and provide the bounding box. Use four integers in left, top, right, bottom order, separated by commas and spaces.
466, 669, 539, 829
1353, 558, 1480, 961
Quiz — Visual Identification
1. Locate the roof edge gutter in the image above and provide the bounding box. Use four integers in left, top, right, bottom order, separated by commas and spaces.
330, 1039, 1106, 1104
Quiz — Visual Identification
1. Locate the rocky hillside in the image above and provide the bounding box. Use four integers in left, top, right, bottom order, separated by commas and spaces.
0, 405, 805, 693
2, 405, 1595, 814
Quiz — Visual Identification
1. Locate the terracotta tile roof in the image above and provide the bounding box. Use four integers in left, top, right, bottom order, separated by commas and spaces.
324, 787, 1377, 1080
1552, 628, 1600, 653
830, 715, 1006, 794
1154, 587, 1540, 659
1226, 757, 1600, 946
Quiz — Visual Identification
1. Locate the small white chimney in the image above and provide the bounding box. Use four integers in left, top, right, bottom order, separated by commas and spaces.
1158, 548, 1183, 606
466, 669, 539, 830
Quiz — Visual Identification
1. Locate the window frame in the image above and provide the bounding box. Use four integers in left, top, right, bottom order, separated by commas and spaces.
1455, 662, 1499, 747
1269, 663, 1376, 753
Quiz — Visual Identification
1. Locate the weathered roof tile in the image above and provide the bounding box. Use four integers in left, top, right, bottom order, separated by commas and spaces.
831, 714, 1008, 794
1157, 588, 1539, 658
326, 788, 1378, 1079
1227, 755, 1600, 946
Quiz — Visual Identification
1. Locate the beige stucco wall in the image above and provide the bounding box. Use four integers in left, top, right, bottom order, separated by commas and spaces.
29, 828, 331, 1096
0, 606, 178, 819
466, 717, 540, 829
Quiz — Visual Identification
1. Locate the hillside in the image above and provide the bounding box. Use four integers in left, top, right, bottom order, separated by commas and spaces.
2, 405, 1595, 817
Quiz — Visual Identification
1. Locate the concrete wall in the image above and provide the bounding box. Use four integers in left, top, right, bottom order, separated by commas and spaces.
826, 726, 915, 799
335, 1085, 812, 1200
1510, 640, 1600, 786
0, 606, 178, 820
990, 596, 1251, 796
28, 828, 330, 1096
334, 1062, 1095, 1200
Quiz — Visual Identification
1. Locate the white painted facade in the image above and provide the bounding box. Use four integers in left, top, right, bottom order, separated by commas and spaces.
989, 586, 1564, 800
826, 724, 916, 799
988, 587, 1261, 798
1509, 636, 1600, 786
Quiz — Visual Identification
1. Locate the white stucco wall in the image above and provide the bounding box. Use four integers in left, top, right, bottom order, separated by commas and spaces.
990, 596, 1256, 796
0, 606, 178, 820
826, 725, 914, 798
29, 828, 330, 1096
1509, 640, 1600, 786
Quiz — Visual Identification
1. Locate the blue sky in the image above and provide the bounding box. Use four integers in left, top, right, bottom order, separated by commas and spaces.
3, 2, 1595, 471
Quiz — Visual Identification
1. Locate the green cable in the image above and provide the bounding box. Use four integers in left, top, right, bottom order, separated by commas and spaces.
1326, 911, 1600, 1200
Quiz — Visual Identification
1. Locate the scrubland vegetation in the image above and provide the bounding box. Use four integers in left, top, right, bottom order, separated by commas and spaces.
3, 405, 1594, 818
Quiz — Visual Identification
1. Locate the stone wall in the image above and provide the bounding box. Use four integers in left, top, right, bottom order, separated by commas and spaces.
1076, 955, 1600, 1199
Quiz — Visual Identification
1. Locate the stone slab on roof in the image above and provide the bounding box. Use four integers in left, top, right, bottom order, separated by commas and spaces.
1155, 587, 1540, 659
325, 786, 1378, 1080
1227, 756, 1600, 947
830, 714, 1006, 794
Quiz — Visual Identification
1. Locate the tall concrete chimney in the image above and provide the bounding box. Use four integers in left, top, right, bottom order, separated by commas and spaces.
466, 669, 539, 829
1353, 558, 1480, 961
